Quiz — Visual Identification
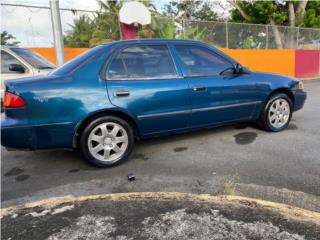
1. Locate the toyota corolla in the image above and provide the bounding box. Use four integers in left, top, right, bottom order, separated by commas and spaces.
1, 39, 307, 167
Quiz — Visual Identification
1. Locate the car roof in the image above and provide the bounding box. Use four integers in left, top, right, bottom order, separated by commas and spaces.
104, 39, 208, 47
100, 39, 238, 65
0, 45, 24, 51
0, 45, 10, 50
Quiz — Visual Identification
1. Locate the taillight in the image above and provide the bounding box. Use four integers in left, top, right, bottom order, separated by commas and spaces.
3, 92, 25, 108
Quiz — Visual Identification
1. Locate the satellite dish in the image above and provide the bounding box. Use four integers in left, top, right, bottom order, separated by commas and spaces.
119, 1, 151, 26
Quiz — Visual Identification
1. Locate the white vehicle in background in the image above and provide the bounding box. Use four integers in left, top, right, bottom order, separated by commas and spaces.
1, 46, 56, 96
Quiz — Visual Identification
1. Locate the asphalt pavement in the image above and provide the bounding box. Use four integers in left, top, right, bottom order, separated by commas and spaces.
2, 194, 320, 240
1, 80, 320, 211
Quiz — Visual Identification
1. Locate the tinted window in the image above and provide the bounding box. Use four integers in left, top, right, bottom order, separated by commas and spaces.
10, 48, 56, 69
51, 45, 108, 76
108, 45, 177, 79
1, 50, 23, 73
108, 54, 127, 79
175, 45, 233, 76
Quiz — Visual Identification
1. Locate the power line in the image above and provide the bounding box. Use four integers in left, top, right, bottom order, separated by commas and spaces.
0, 3, 97, 13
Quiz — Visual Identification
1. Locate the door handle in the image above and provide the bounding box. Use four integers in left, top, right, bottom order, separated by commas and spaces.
193, 86, 207, 92
113, 91, 130, 97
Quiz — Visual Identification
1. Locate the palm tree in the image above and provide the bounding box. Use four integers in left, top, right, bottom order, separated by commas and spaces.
1, 31, 20, 46
89, 0, 122, 46
64, 15, 93, 47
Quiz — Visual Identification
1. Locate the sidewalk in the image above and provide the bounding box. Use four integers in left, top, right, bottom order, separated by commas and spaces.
2, 193, 319, 240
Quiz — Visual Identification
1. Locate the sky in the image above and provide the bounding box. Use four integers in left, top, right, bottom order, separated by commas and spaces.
0, 0, 230, 47
1, 0, 101, 47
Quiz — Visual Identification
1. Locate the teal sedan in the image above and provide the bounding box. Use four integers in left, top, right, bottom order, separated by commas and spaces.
1, 39, 307, 167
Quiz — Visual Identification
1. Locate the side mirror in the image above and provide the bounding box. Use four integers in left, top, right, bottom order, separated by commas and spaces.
9, 64, 25, 73
234, 63, 243, 74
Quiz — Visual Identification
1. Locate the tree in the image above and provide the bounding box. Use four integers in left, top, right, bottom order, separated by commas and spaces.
63, 0, 223, 47
163, 0, 219, 21
160, 1, 220, 42
300, 1, 320, 28
136, 0, 166, 38
89, 0, 122, 46
64, 15, 94, 48
228, 0, 319, 49
64, 0, 122, 47
1, 31, 20, 46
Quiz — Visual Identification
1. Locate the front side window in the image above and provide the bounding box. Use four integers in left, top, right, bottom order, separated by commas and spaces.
175, 45, 233, 76
1, 50, 23, 73
108, 45, 178, 80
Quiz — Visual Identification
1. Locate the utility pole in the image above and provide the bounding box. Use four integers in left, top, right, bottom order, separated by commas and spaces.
50, 0, 65, 66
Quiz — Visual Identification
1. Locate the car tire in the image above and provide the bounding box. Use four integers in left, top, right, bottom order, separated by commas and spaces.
259, 93, 293, 132
79, 116, 134, 167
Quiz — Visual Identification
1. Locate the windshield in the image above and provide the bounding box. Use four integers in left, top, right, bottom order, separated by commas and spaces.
10, 48, 56, 70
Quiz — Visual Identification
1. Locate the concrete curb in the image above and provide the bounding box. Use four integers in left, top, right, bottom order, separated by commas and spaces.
1, 192, 320, 223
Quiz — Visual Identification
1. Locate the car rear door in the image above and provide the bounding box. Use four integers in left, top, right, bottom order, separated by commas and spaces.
105, 44, 190, 137
173, 44, 261, 127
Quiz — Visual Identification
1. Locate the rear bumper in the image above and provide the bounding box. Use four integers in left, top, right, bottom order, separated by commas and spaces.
1, 118, 35, 149
292, 89, 307, 111
1, 117, 75, 149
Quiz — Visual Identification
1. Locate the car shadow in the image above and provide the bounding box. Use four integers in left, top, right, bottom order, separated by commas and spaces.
135, 122, 256, 147
2, 122, 258, 171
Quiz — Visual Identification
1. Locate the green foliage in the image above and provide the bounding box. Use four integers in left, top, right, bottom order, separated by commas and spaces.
89, 0, 122, 46
230, 0, 320, 28
160, 0, 217, 41
1, 31, 20, 46
180, 26, 208, 40
64, 0, 122, 47
159, 20, 175, 39
62, 0, 224, 47
229, 1, 319, 49
301, 1, 320, 28
163, 0, 218, 21
230, 1, 286, 25
64, 16, 93, 48
242, 36, 253, 49
137, 2, 171, 39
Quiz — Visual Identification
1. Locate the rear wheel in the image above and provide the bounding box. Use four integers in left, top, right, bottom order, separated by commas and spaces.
80, 116, 134, 167
259, 93, 292, 132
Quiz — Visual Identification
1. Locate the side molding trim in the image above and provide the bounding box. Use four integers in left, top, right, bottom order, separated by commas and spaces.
192, 101, 262, 113
138, 110, 190, 120
138, 101, 262, 120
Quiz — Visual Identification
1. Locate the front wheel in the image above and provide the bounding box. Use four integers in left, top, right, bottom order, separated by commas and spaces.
79, 116, 134, 167
259, 93, 293, 132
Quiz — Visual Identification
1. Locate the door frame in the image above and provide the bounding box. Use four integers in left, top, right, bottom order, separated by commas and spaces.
101, 42, 193, 136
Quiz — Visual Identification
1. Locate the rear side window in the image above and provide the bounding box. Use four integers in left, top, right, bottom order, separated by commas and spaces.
175, 45, 233, 76
108, 55, 127, 79
108, 45, 178, 80
1, 50, 23, 73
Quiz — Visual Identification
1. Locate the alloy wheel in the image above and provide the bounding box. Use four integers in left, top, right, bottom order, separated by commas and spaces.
88, 122, 129, 162
268, 98, 290, 129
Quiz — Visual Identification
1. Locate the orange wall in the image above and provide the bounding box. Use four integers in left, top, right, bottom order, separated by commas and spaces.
221, 49, 295, 77
31, 48, 296, 77
30, 48, 89, 64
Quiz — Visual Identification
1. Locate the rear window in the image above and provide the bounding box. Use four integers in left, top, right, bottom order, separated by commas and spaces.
10, 48, 56, 70
108, 45, 178, 80
50, 45, 106, 76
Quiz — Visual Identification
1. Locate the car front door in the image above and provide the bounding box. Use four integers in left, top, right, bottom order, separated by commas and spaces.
173, 44, 261, 127
105, 44, 190, 137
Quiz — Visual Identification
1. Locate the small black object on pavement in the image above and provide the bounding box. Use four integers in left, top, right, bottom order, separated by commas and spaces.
127, 172, 135, 181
